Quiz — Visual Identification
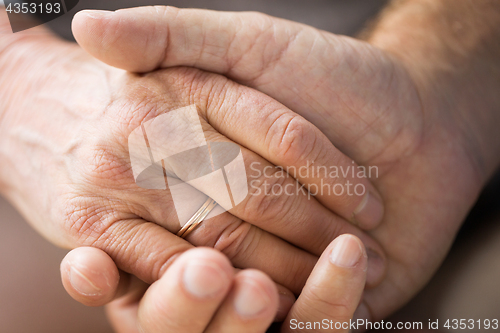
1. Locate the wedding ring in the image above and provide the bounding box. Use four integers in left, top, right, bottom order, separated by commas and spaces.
177, 197, 218, 239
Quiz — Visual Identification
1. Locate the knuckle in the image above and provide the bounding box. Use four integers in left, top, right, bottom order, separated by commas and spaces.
110, 68, 200, 129
244, 169, 295, 221
111, 82, 164, 128
266, 113, 318, 166
239, 12, 275, 38
114, 222, 167, 281
212, 219, 257, 262
155, 67, 236, 124
245, 11, 274, 24
59, 196, 120, 245
280, 254, 314, 294
303, 285, 353, 322
80, 144, 133, 185
187, 70, 237, 122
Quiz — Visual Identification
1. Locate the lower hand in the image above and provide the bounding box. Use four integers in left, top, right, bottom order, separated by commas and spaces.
61, 234, 367, 333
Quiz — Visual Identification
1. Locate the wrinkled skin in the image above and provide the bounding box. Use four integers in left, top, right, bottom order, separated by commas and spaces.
70, 7, 497, 321
0, 36, 385, 303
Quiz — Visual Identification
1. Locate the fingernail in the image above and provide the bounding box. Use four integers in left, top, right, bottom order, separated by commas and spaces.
69, 267, 102, 296
80, 10, 113, 19
353, 191, 384, 229
366, 247, 385, 285
183, 261, 228, 298
329, 235, 363, 267
234, 280, 271, 317
276, 289, 295, 321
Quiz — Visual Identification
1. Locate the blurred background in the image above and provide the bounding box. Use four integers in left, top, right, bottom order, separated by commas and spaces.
1, 1, 499, 332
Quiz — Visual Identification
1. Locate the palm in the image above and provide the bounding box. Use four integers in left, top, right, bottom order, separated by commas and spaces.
199, 28, 482, 318
291, 39, 481, 318
355, 72, 479, 318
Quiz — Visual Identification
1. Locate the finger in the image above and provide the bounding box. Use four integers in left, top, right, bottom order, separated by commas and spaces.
63, 68, 385, 293
64, 209, 309, 314
205, 269, 278, 333
275, 284, 296, 322
61, 247, 121, 306
105, 276, 150, 333
72, 6, 417, 168
86, 256, 291, 331
67, 191, 317, 295
123, 103, 376, 291
105, 253, 284, 333
137, 248, 234, 333
65, 188, 318, 298
282, 234, 367, 333
66, 212, 198, 284
106, 302, 142, 333
130, 106, 367, 257
102, 68, 386, 288
72, 7, 384, 231
231, 268, 295, 323
60, 248, 148, 333
104, 272, 150, 333
187, 214, 317, 294
60, 247, 149, 308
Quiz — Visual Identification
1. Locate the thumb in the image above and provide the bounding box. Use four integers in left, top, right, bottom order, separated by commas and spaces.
281, 234, 368, 333
71, 6, 306, 75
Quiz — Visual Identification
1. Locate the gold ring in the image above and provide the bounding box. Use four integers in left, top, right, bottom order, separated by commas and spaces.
177, 197, 217, 239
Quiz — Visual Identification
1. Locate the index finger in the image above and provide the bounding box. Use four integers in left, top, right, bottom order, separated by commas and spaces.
116, 68, 387, 288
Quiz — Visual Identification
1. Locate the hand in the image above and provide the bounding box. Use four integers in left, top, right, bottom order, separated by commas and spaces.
0, 9, 385, 309
70, 6, 500, 321
61, 234, 368, 333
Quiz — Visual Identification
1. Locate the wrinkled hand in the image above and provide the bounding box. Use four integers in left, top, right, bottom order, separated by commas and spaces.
61, 234, 367, 333
0, 12, 386, 315
71, 6, 497, 321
